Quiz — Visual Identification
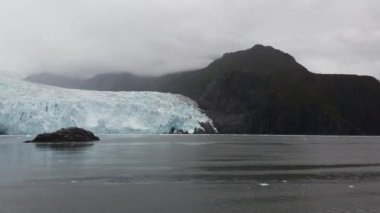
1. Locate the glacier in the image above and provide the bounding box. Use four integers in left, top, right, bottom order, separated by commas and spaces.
0, 77, 216, 135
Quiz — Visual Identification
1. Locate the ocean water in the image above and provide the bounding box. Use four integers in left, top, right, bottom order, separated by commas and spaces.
1, 135, 380, 213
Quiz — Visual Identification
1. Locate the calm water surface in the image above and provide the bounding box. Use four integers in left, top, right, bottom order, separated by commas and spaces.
1, 135, 380, 213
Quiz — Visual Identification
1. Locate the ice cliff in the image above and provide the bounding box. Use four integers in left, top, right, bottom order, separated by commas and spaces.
0, 77, 216, 135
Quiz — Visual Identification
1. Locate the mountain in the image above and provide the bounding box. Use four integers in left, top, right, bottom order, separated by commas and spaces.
26, 45, 380, 135
25, 72, 83, 88
0, 77, 216, 135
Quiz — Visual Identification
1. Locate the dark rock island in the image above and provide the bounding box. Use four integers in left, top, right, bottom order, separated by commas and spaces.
26, 127, 100, 143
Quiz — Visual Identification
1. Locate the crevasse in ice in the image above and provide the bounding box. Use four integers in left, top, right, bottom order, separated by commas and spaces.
0, 77, 216, 135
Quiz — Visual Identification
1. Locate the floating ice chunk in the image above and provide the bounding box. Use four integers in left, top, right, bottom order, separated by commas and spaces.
0, 77, 216, 135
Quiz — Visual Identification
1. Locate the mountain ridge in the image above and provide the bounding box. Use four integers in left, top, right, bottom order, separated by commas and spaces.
26, 44, 380, 135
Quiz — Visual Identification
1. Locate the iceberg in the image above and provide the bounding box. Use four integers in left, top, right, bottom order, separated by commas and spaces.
0, 77, 217, 135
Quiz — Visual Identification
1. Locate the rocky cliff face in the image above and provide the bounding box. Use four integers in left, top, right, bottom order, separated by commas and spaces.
26, 45, 380, 135
191, 45, 380, 135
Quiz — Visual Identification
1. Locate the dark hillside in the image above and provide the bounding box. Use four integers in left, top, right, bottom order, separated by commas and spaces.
26, 45, 380, 135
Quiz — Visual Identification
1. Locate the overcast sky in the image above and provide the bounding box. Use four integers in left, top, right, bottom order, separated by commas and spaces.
0, 0, 379, 78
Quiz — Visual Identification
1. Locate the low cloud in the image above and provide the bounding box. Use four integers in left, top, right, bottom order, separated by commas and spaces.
0, 0, 379, 78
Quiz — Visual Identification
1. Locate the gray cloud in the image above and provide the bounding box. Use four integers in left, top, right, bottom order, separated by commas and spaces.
0, 0, 379, 78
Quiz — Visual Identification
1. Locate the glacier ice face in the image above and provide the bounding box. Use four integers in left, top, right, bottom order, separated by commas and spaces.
0, 77, 216, 135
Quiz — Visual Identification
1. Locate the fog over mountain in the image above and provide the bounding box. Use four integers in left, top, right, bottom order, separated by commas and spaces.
0, 0, 379, 78
27, 45, 380, 135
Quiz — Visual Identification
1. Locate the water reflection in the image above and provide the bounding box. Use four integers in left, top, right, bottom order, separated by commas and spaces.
2, 135, 380, 213
34, 142, 95, 151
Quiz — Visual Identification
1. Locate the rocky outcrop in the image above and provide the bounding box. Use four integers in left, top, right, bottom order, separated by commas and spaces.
25, 127, 100, 143
167, 122, 218, 134
0, 123, 6, 135
194, 122, 218, 134
168, 127, 188, 134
